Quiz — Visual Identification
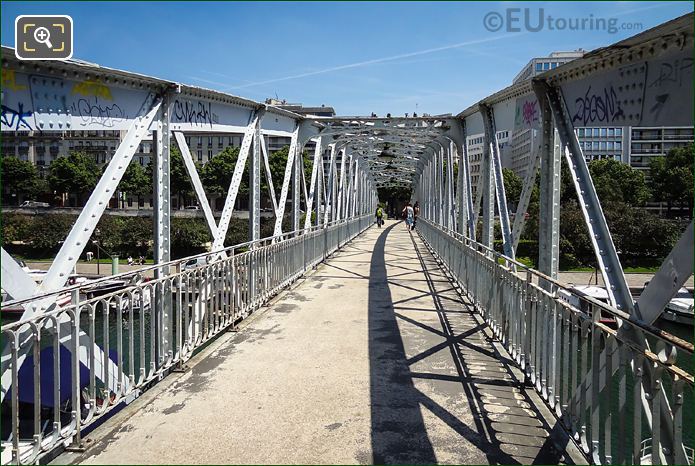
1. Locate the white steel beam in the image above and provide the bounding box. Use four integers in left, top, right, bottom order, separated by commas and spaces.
273, 124, 299, 237
324, 144, 337, 226
38, 94, 162, 293
336, 147, 348, 220
173, 132, 218, 236
292, 138, 301, 234
261, 135, 279, 215
636, 221, 694, 324
481, 104, 514, 259
534, 85, 561, 280
511, 133, 541, 252
304, 138, 322, 230
250, 110, 263, 243
212, 110, 263, 251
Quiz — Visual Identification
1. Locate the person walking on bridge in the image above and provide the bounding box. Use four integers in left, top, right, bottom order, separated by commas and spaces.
402, 203, 414, 231
413, 201, 420, 229
375, 205, 384, 228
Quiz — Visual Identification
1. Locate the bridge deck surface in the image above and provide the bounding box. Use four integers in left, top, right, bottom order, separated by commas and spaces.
58, 221, 583, 465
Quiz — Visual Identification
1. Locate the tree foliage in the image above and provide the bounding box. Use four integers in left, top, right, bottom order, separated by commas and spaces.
1, 156, 46, 203
47, 151, 99, 200
588, 158, 650, 206
649, 144, 694, 216
119, 161, 150, 202
502, 168, 523, 207
201, 146, 243, 195
147, 146, 194, 207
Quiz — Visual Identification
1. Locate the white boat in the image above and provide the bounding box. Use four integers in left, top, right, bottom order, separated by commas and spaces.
661, 287, 694, 326
558, 285, 616, 324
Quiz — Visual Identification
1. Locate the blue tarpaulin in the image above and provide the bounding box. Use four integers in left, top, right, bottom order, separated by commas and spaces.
11, 345, 118, 407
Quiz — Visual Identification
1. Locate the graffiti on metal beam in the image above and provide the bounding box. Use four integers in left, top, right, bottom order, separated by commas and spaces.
1, 69, 27, 91
570, 85, 624, 126
1, 103, 33, 130
173, 99, 218, 127
560, 49, 693, 127
648, 56, 693, 89
514, 95, 540, 131
71, 98, 126, 128
71, 79, 114, 100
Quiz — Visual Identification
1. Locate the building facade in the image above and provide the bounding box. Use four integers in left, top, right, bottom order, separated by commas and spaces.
468, 130, 510, 197
508, 50, 692, 182
629, 126, 694, 172
512, 50, 586, 85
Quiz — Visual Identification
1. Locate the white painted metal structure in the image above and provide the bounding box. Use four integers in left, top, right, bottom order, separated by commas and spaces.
1, 13, 693, 465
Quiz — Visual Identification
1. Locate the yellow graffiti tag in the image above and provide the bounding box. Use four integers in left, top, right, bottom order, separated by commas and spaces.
1, 69, 27, 91
71, 79, 113, 100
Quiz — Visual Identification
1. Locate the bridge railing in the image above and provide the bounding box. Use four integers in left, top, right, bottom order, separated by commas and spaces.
0, 214, 372, 465
417, 219, 694, 465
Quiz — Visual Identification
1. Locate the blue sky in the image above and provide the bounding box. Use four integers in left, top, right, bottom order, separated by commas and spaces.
2, 1, 692, 116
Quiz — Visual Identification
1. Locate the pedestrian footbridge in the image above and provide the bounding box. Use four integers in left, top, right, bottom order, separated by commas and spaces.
1, 14, 694, 465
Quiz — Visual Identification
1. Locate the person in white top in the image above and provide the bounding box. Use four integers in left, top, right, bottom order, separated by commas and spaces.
402, 203, 414, 231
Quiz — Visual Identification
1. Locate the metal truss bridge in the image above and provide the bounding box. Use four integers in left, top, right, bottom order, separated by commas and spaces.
1, 13, 693, 465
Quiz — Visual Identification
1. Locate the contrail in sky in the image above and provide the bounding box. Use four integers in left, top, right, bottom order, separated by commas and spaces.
227, 32, 527, 90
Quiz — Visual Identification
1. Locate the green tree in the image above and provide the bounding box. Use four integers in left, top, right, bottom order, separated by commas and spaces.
201, 146, 243, 195
267, 146, 289, 198
118, 161, 150, 208
588, 158, 650, 206
26, 214, 75, 252
649, 144, 694, 217
0, 156, 47, 204
147, 146, 194, 208
47, 151, 99, 205
502, 168, 523, 207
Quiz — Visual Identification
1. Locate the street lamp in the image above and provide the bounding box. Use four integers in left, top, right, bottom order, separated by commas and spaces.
94, 228, 101, 276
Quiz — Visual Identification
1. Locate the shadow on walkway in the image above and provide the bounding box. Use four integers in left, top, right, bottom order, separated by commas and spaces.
368, 222, 437, 464
367, 222, 572, 464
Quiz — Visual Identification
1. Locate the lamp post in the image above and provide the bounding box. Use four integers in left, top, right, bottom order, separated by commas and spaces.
94, 228, 101, 276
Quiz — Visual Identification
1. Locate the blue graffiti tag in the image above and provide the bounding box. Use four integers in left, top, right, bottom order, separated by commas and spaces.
1, 102, 33, 130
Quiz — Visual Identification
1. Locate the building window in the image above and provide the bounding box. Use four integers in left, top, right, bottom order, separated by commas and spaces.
607, 141, 614, 150
608, 128, 615, 137
207, 149, 212, 159
600, 128, 607, 137
197, 150, 202, 162
616, 141, 622, 150
615, 128, 622, 137
535, 62, 543, 72
208, 136, 213, 147
578, 128, 584, 137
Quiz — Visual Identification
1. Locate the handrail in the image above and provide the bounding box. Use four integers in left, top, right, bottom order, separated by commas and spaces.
0, 215, 373, 465
421, 219, 693, 357
1, 215, 371, 311
416, 218, 694, 465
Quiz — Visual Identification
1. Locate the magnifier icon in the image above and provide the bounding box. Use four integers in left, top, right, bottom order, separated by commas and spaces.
33, 27, 53, 49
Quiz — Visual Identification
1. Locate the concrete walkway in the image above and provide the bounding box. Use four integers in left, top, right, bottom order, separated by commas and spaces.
58, 220, 583, 465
